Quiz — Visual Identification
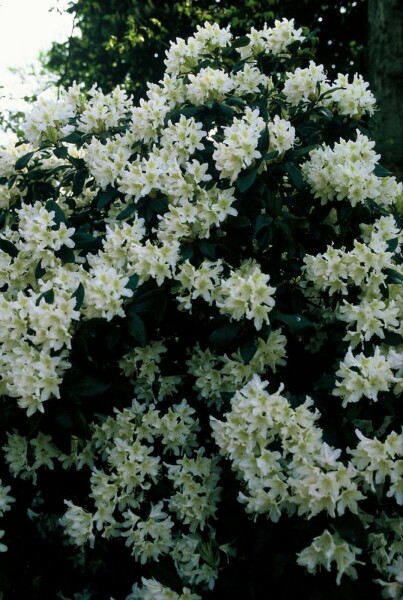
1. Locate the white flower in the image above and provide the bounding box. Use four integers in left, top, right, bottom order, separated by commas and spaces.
121, 502, 174, 564
301, 131, 402, 207
161, 116, 207, 159
231, 64, 272, 96
237, 19, 304, 60
82, 261, 134, 321
0, 480, 15, 517
3, 433, 31, 479
22, 92, 77, 145
268, 115, 296, 155
16, 201, 75, 255
175, 259, 223, 309
215, 261, 276, 330
297, 530, 363, 585
213, 108, 265, 182
126, 577, 201, 600
0, 530, 8, 553
78, 85, 131, 134
283, 61, 327, 105
186, 67, 234, 105
60, 500, 95, 547
85, 134, 132, 189
323, 73, 376, 119
166, 451, 222, 531
339, 298, 400, 345
30, 432, 60, 471
334, 347, 398, 405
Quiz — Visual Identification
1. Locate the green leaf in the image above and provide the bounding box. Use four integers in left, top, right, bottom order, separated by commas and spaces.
72, 282, 85, 310
314, 374, 336, 390
147, 195, 168, 216
386, 238, 399, 253
61, 131, 85, 144
209, 322, 242, 348
288, 144, 319, 159
96, 186, 119, 210
332, 514, 368, 547
316, 106, 333, 121
277, 220, 293, 241
194, 59, 213, 73
73, 232, 102, 251
383, 331, 403, 346
304, 27, 320, 42
198, 240, 216, 260
15, 151, 35, 170
26, 168, 47, 181
231, 35, 251, 48
236, 169, 257, 193
338, 203, 353, 224
272, 311, 314, 332
55, 246, 76, 264
0, 238, 18, 258
181, 244, 193, 261
262, 150, 279, 161
226, 216, 251, 229
267, 192, 282, 216
36, 289, 55, 306
66, 376, 111, 397
35, 260, 46, 280
126, 274, 139, 291
240, 339, 258, 365
226, 97, 246, 109
379, 283, 389, 300
45, 200, 66, 226
117, 203, 136, 221
106, 326, 121, 350
129, 286, 167, 323
257, 126, 270, 155
217, 102, 235, 118
284, 163, 305, 190
53, 146, 69, 160
257, 323, 271, 341
128, 313, 147, 346
166, 105, 202, 124
374, 164, 392, 177
384, 268, 403, 284
254, 214, 273, 236
72, 170, 87, 196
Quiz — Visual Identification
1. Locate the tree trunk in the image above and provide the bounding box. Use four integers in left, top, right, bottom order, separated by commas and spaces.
368, 0, 403, 180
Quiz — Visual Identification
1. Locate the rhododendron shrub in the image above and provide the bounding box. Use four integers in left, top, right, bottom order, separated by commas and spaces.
0, 19, 402, 600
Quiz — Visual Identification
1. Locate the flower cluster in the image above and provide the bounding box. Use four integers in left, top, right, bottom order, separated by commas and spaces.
126, 578, 201, 600
301, 132, 402, 207
176, 259, 276, 330
282, 65, 376, 120
236, 19, 305, 59
213, 108, 266, 182
333, 347, 399, 405
349, 429, 403, 504
303, 214, 402, 406
297, 530, 363, 585
54, 399, 227, 591
186, 329, 287, 407
0, 480, 14, 553
211, 376, 364, 522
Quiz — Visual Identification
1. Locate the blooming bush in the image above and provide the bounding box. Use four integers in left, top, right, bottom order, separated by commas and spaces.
0, 18, 402, 600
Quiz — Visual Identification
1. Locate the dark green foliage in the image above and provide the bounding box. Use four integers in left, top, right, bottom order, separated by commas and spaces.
44, 1, 367, 100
